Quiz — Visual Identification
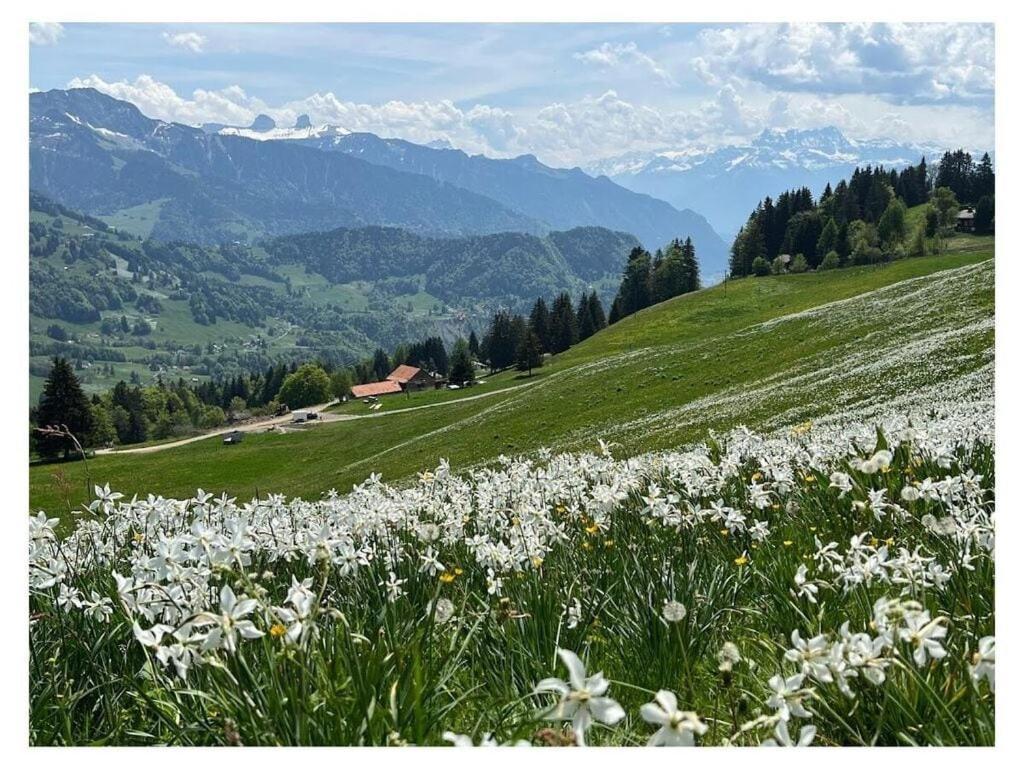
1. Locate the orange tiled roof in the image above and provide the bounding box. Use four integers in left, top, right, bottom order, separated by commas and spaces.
351, 380, 403, 398
386, 364, 422, 384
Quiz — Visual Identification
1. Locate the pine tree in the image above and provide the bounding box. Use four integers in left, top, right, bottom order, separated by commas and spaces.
448, 338, 475, 385
548, 293, 578, 353
468, 330, 480, 359
485, 310, 517, 371
372, 348, 391, 381
528, 298, 551, 352
587, 291, 606, 333
515, 331, 544, 376
34, 357, 94, 458
817, 218, 839, 259
613, 246, 653, 316
652, 239, 687, 303
576, 292, 597, 341
680, 236, 700, 292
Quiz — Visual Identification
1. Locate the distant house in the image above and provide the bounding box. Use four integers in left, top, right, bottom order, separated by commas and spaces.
351, 380, 403, 399
386, 364, 440, 391
956, 208, 975, 232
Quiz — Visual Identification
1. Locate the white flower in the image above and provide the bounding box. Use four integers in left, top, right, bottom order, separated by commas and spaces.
970, 636, 994, 690
767, 674, 812, 721
564, 598, 582, 629
534, 648, 626, 745
380, 571, 407, 603
443, 731, 530, 747
793, 565, 819, 604
762, 719, 816, 747
662, 600, 688, 623
784, 630, 833, 683
419, 546, 445, 575
640, 689, 707, 746
195, 584, 264, 653
486, 568, 504, 597
898, 612, 947, 667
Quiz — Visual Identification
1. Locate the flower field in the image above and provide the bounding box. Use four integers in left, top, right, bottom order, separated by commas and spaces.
29, 393, 994, 746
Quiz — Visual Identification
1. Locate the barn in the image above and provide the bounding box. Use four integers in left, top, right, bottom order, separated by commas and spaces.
351, 380, 403, 399
956, 208, 976, 232
386, 365, 442, 391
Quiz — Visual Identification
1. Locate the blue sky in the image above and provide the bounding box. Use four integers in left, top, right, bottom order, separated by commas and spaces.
29, 22, 994, 167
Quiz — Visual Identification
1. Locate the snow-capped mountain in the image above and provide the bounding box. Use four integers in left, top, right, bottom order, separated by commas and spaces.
586, 127, 947, 238
215, 113, 351, 142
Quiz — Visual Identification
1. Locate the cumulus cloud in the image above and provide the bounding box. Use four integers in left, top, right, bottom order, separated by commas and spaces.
694, 22, 993, 105
29, 22, 64, 46
162, 31, 207, 53
67, 75, 267, 126
66, 72, 992, 169
574, 42, 676, 86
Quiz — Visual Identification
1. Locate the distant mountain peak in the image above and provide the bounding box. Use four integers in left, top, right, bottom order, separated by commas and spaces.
250, 114, 276, 132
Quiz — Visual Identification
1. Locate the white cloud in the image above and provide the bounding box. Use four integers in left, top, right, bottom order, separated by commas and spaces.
574, 42, 675, 87
29, 22, 64, 46
66, 73, 992, 169
694, 23, 994, 105
67, 75, 266, 126
162, 31, 207, 53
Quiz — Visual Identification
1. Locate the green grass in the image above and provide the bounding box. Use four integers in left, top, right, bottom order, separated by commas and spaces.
99, 199, 168, 238
29, 244, 993, 515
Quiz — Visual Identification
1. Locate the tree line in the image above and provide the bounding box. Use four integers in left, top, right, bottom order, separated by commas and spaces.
730, 149, 994, 278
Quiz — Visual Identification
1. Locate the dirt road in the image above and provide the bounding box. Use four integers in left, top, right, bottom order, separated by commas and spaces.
95, 380, 535, 456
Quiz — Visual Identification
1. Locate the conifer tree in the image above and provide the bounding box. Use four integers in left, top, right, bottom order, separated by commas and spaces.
34, 357, 94, 458
515, 331, 543, 376
528, 298, 551, 352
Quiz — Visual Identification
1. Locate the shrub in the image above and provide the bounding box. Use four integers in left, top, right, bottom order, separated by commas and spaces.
790, 254, 809, 273
751, 256, 771, 277
819, 251, 841, 271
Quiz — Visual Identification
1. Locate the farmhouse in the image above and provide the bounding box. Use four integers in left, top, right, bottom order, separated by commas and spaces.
386, 364, 441, 391
956, 207, 975, 232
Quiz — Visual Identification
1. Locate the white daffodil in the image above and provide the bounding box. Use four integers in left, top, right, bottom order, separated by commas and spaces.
534, 648, 625, 746
761, 719, 816, 747
970, 636, 994, 690
784, 630, 833, 683
195, 584, 264, 653
767, 674, 812, 721
793, 565, 819, 604
640, 689, 707, 746
898, 612, 947, 667
564, 597, 582, 629
380, 571, 407, 603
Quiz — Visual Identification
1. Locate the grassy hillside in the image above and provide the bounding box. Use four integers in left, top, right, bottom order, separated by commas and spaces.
30, 241, 993, 515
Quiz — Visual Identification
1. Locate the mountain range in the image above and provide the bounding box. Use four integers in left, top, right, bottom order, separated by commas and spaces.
30, 89, 729, 276
585, 127, 948, 238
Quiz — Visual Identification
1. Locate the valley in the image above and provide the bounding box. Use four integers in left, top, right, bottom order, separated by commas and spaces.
30, 242, 993, 515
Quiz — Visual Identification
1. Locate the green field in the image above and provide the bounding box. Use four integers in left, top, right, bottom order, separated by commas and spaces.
29, 243, 994, 515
